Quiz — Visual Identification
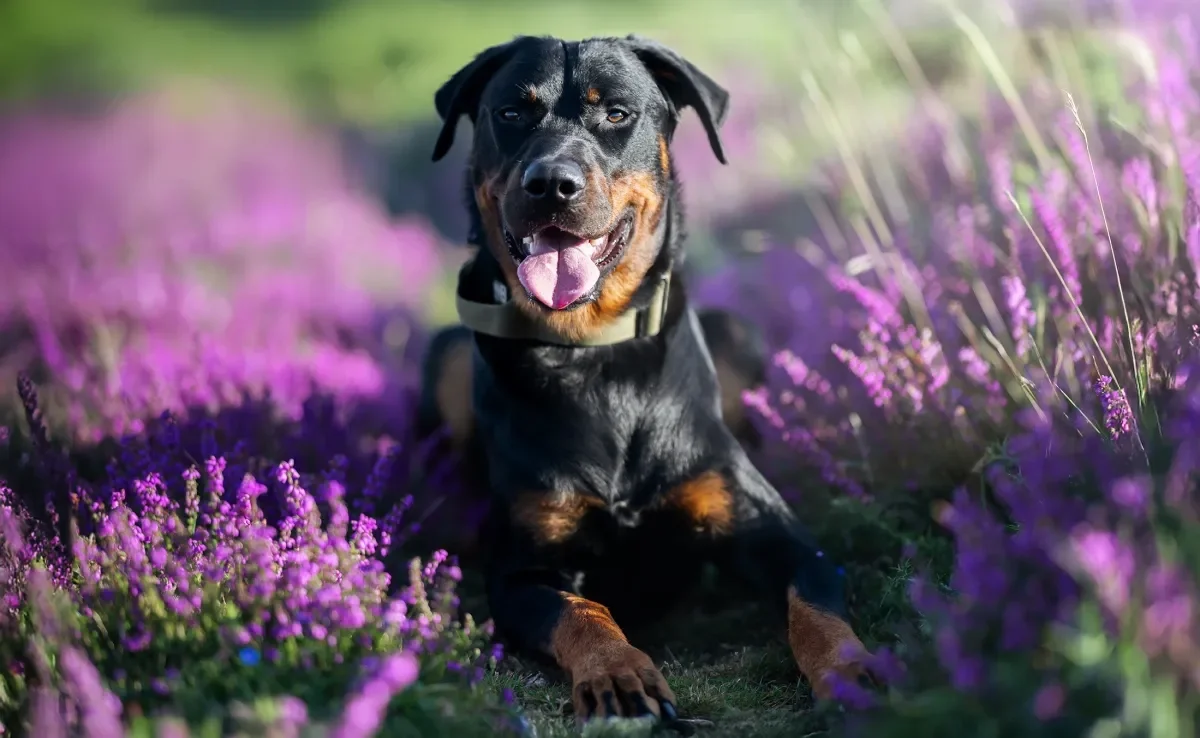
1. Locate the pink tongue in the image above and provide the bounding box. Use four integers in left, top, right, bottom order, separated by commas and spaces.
516, 231, 601, 310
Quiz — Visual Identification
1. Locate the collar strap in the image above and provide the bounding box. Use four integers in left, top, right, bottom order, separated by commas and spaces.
455, 271, 672, 347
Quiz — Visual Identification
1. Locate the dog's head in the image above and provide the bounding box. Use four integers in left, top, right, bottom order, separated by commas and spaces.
432, 35, 728, 340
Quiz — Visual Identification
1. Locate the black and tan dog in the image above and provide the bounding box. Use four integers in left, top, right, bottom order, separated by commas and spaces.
419, 35, 872, 725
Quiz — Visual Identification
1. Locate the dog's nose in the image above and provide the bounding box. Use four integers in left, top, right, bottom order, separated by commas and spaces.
521, 159, 586, 203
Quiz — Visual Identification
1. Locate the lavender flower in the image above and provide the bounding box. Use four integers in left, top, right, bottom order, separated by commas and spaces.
1092, 376, 1135, 441
330, 652, 420, 738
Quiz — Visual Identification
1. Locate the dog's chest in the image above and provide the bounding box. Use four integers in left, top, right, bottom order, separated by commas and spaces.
509, 487, 716, 613
476, 368, 664, 470
509, 475, 730, 563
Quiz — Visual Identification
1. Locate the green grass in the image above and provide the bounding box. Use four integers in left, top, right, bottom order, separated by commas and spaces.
487, 603, 817, 738
0, 0, 1020, 126
0, 0, 858, 121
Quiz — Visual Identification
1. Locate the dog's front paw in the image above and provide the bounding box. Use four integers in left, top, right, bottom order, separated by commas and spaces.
809, 649, 877, 701
786, 589, 881, 703
569, 642, 678, 723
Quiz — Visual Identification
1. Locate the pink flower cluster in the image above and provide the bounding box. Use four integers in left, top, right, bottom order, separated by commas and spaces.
0, 83, 443, 443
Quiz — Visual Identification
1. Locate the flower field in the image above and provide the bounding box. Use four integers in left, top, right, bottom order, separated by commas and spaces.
2, 2, 1199, 737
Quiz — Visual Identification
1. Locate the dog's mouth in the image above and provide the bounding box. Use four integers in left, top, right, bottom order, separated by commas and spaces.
502, 210, 635, 310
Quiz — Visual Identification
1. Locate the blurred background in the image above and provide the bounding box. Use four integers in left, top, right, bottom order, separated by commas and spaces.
0, 0, 1172, 438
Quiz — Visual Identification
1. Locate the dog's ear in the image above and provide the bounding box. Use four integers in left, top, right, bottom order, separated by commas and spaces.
431, 38, 524, 162
625, 35, 730, 164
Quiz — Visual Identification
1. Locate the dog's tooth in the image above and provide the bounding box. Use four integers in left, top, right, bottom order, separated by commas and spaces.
522, 236, 533, 245
591, 236, 606, 247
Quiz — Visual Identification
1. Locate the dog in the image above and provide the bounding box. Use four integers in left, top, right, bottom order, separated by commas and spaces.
419, 35, 873, 725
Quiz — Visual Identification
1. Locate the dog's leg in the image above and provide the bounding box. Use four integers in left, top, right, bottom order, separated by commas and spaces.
487, 558, 678, 722
416, 324, 477, 447
708, 458, 873, 700
696, 309, 767, 449
413, 325, 489, 553
415, 323, 489, 494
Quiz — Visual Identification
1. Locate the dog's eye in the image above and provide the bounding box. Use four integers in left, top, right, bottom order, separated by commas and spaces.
496, 107, 522, 123
605, 108, 629, 124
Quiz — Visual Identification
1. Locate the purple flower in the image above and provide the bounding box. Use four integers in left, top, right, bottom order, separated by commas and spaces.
1032, 681, 1066, 721
1069, 528, 1136, 615
2, 372, 496, 735
0, 85, 442, 443
330, 652, 420, 738
1108, 475, 1151, 512
57, 647, 124, 738
1093, 375, 1135, 441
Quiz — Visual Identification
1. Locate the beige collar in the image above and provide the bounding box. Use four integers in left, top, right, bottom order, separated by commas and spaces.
455, 271, 672, 347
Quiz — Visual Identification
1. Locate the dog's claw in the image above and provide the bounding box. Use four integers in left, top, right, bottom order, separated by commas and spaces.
631, 694, 656, 717
569, 645, 677, 725
601, 691, 620, 716
660, 700, 678, 721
